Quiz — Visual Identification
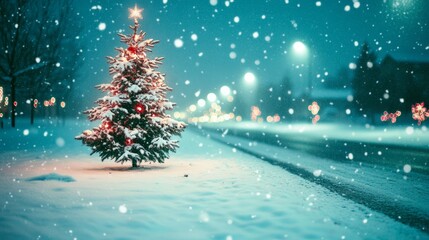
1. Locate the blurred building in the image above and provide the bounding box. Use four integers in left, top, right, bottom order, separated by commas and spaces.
309, 88, 353, 121
379, 53, 429, 112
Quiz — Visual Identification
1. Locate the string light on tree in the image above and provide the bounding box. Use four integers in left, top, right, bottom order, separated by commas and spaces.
103, 121, 112, 129
76, 5, 185, 168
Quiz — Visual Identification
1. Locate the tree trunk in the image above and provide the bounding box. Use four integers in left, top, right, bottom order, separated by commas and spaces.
132, 159, 138, 168
56, 101, 60, 126
11, 77, 16, 128
30, 98, 35, 125
62, 108, 66, 126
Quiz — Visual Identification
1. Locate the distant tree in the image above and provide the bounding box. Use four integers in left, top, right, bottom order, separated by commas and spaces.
325, 66, 351, 89
0, 0, 81, 127
258, 84, 275, 116
256, 76, 293, 119
352, 43, 383, 124
278, 76, 293, 117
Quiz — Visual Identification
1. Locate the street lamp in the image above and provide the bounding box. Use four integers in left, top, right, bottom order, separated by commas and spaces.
292, 41, 308, 58
197, 99, 206, 107
220, 85, 231, 97
244, 72, 256, 86
291, 41, 312, 96
207, 92, 217, 102
240, 71, 258, 120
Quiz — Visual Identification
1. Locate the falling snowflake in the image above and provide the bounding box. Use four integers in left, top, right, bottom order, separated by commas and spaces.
403, 164, 412, 173
380, 111, 401, 123
98, 22, 106, 31
174, 39, 184, 48
411, 102, 429, 126
118, 204, 127, 214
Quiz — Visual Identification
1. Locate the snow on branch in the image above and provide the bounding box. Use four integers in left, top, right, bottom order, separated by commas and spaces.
13, 61, 48, 78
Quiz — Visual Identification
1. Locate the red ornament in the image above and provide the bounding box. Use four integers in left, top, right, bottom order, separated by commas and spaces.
135, 103, 145, 114
102, 121, 112, 129
125, 138, 133, 146
127, 46, 137, 54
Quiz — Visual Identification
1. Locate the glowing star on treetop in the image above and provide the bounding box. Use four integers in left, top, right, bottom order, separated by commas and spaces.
129, 5, 143, 20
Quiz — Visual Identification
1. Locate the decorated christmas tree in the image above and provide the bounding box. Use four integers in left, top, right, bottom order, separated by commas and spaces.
76, 5, 185, 168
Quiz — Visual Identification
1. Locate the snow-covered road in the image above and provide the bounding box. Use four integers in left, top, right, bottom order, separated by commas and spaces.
193, 125, 429, 233
0, 121, 428, 239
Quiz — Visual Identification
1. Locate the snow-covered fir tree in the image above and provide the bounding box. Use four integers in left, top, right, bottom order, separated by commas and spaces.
76, 6, 185, 167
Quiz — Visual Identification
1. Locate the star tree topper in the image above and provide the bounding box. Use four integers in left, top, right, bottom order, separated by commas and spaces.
129, 5, 143, 20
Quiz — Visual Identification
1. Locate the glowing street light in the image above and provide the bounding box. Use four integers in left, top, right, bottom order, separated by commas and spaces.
197, 99, 206, 107
244, 72, 256, 86
207, 93, 217, 102
292, 41, 308, 58
292, 41, 312, 95
189, 104, 197, 112
220, 85, 231, 96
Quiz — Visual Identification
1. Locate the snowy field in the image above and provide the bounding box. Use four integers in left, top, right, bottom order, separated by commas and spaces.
0, 120, 428, 239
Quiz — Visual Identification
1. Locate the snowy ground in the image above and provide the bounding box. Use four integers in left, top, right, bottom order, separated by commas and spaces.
0, 120, 428, 239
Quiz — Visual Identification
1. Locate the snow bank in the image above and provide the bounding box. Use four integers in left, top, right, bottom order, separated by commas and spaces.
214, 121, 429, 148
